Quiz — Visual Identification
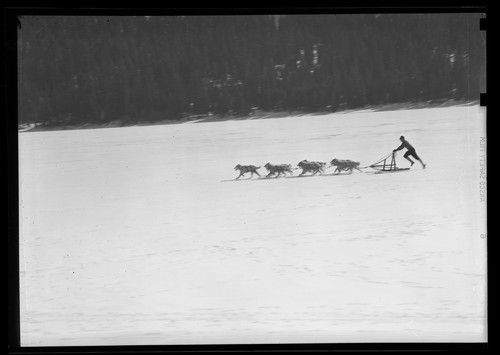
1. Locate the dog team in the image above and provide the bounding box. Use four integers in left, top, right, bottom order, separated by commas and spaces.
234, 159, 362, 179
233, 136, 426, 179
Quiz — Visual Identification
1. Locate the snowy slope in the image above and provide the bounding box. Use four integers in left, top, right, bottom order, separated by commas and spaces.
19, 105, 487, 345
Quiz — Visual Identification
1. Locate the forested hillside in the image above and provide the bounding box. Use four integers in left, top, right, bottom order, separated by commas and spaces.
18, 14, 485, 127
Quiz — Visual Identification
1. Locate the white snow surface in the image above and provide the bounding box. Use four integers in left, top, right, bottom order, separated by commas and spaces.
19, 106, 487, 345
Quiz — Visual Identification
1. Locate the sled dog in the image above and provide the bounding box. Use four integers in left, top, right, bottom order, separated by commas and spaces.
297, 160, 326, 176
234, 164, 261, 179
330, 158, 362, 174
264, 163, 294, 178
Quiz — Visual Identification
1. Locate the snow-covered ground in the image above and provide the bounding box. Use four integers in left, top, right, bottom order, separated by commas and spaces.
18, 105, 487, 346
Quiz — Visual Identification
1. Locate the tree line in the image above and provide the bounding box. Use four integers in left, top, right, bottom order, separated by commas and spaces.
18, 13, 485, 127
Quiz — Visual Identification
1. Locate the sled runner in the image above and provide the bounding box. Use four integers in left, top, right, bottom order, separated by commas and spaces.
368, 152, 410, 173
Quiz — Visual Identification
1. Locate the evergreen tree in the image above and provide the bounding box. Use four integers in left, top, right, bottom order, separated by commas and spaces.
18, 13, 485, 127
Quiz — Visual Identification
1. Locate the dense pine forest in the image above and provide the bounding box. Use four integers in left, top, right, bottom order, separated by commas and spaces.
18, 14, 485, 127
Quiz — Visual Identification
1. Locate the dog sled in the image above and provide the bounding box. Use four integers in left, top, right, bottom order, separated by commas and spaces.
367, 151, 410, 173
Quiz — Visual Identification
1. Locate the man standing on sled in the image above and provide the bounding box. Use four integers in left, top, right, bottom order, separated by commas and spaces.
393, 136, 426, 169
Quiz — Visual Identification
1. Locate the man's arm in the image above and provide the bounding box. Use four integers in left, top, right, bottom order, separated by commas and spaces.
393, 142, 404, 152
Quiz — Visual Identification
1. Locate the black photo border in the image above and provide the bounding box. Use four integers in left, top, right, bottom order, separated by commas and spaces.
6, 1, 490, 354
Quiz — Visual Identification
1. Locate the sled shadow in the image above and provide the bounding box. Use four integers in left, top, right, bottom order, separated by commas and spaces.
222, 173, 358, 182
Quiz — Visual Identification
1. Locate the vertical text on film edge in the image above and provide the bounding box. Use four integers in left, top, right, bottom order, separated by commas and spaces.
479, 137, 486, 203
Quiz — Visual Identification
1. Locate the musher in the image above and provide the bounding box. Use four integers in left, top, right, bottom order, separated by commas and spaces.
393, 136, 426, 168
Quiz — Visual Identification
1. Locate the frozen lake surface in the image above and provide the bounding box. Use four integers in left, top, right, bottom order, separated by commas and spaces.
19, 106, 487, 345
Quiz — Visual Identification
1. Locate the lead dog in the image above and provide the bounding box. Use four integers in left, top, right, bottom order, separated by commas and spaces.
330, 158, 362, 174
264, 163, 294, 178
297, 160, 326, 176
234, 164, 261, 179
